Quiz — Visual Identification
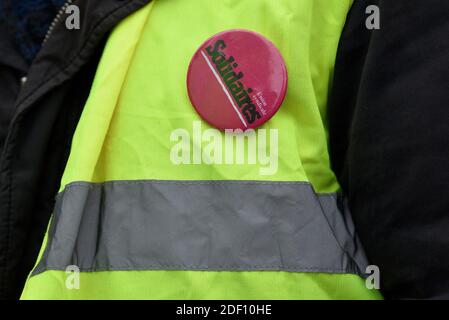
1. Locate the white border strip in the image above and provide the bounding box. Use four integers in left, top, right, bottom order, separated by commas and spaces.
201, 51, 247, 128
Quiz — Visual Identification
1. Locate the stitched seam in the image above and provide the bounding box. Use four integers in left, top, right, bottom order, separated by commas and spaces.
316, 196, 362, 275
33, 265, 354, 276
0, 153, 13, 297
63, 180, 314, 190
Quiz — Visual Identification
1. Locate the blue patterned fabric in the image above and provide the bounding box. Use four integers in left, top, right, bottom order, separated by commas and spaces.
0, 0, 66, 63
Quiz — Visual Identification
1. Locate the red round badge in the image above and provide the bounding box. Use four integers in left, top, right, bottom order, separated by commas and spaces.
187, 29, 288, 130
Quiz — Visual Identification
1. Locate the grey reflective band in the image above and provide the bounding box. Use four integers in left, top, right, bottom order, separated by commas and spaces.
33, 180, 369, 276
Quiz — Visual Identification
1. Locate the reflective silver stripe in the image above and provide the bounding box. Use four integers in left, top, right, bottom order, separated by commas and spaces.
33, 180, 369, 276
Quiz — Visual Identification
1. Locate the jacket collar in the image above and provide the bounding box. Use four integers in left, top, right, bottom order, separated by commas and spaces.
15, 0, 152, 118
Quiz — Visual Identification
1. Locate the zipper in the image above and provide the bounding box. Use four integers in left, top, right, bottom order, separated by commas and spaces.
19, 0, 73, 86
43, 0, 73, 44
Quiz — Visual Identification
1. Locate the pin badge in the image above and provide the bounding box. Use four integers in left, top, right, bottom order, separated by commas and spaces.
187, 29, 288, 130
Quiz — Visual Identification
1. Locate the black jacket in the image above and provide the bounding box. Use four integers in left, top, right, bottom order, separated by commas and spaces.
0, 0, 151, 300
329, 0, 449, 299
0, 0, 448, 300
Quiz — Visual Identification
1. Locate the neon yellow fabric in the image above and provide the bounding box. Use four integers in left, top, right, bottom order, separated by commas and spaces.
22, 0, 382, 300
22, 271, 380, 300
59, 0, 352, 193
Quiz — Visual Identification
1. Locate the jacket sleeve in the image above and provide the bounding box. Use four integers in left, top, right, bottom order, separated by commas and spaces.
329, 0, 449, 299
